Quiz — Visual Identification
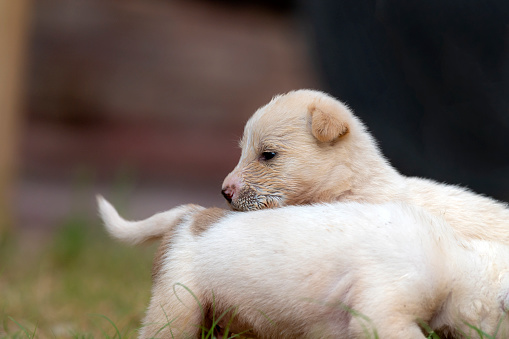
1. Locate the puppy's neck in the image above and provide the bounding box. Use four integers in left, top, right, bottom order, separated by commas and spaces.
344, 151, 407, 204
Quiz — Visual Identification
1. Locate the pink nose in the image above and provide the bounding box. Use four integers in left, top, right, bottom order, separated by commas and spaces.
222, 171, 242, 204
221, 187, 234, 203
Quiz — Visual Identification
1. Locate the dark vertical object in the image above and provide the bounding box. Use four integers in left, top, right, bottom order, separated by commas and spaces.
0, 0, 30, 232
301, 0, 509, 201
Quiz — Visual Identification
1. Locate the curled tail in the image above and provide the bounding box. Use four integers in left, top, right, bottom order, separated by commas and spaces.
97, 195, 203, 245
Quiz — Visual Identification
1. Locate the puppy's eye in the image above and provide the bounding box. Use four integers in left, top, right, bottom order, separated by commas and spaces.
260, 151, 277, 161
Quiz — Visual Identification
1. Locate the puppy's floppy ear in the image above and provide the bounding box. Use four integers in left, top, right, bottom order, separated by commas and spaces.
308, 100, 349, 143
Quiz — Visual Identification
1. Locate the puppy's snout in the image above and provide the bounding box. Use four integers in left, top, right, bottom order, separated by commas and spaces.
221, 187, 234, 203
222, 171, 242, 204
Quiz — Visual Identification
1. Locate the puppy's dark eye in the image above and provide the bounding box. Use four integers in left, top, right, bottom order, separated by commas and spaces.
260, 151, 277, 161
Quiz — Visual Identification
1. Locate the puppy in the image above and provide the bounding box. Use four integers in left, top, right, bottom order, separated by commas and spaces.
98, 196, 509, 338
222, 89, 509, 244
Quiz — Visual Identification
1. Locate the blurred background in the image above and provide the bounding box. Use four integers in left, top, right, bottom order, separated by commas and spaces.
5, 0, 318, 239
1, 0, 508, 336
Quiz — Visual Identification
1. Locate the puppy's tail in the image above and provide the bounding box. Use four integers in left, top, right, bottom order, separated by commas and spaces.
97, 195, 203, 245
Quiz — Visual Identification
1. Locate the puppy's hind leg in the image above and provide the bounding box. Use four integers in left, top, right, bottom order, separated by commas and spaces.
376, 323, 426, 339
139, 281, 206, 339
348, 313, 426, 339
348, 317, 425, 339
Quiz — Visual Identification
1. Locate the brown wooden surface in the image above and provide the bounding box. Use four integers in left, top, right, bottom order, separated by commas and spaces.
0, 0, 30, 231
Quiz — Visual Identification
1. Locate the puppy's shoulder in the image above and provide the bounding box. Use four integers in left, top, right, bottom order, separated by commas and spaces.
190, 207, 230, 236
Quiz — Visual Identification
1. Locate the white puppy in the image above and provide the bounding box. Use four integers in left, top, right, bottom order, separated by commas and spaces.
98, 197, 509, 338
222, 89, 509, 244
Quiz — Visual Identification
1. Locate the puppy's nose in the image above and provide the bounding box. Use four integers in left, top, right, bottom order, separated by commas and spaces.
221, 187, 233, 204
222, 171, 242, 204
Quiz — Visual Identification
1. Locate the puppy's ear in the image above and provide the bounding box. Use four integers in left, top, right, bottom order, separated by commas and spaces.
309, 101, 349, 143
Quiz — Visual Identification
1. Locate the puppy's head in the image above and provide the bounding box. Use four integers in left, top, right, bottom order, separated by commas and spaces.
222, 89, 367, 211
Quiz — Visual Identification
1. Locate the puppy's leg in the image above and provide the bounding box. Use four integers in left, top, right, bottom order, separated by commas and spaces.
348, 314, 425, 339
347, 285, 428, 339
140, 218, 219, 339
140, 231, 206, 339
140, 279, 205, 338
377, 323, 426, 339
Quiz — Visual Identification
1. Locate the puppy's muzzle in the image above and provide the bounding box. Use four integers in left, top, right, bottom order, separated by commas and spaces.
222, 171, 242, 206
221, 188, 233, 204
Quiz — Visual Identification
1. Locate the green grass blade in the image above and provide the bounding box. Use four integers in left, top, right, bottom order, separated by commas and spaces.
7, 317, 34, 339
150, 305, 177, 338
418, 319, 441, 339
491, 311, 508, 338
203, 305, 239, 339
256, 309, 276, 328
173, 283, 204, 317
464, 321, 493, 339
90, 314, 122, 339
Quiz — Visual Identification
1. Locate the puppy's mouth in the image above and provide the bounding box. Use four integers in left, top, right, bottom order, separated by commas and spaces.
228, 185, 283, 211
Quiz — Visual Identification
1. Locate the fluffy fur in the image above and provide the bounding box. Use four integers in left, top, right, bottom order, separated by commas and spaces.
98, 196, 509, 338
221, 89, 509, 243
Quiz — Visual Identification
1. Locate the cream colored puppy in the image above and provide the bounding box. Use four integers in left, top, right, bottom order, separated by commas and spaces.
222, 89, 509, 243
98, 197, 509, 338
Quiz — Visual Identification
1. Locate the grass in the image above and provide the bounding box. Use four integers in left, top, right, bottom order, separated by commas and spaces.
0, 211, 156, 338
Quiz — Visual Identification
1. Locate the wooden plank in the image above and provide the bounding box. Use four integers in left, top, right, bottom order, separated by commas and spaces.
0, 0, 31, 232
